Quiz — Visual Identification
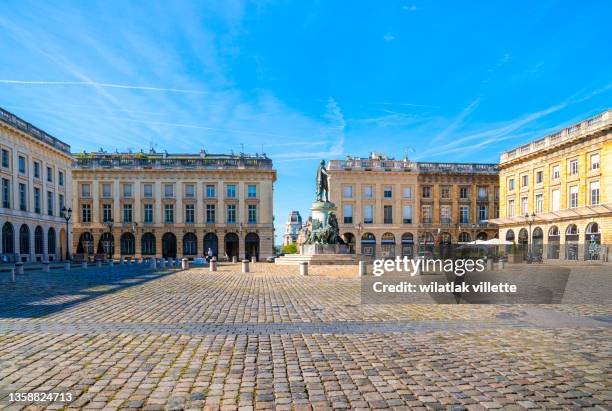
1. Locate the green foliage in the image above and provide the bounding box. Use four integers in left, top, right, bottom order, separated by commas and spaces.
281, 243, 298, 254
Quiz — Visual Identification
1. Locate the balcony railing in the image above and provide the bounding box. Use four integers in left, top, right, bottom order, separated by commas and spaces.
73, 153, 273, 170
0, 107, 71, 154
328, 159, 497, 174
501, 109, 611, 163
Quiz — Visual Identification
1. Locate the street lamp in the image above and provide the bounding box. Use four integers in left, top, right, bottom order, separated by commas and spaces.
525, 212, 535, 256
105, 218, 114, 260
61, 206, 72, 260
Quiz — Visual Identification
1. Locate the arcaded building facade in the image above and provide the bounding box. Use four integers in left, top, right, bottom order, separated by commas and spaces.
0, 108, 72, 263
328, 153, 499, 258
491, 109, 611, 260
72, 151, 276, 261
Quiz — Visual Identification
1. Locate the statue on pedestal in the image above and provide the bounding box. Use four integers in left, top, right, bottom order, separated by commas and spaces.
316, 160, 329, 202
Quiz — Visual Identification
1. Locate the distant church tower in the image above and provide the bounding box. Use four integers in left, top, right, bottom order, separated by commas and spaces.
283, 211, 303, 245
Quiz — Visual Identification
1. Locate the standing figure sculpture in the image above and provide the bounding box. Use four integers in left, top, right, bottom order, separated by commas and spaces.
316, 159, 329, 202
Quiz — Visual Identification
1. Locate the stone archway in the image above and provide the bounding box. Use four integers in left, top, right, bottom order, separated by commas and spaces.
224, 233, 239, 259
162, 232, 177, 258
245, 233, 260, 260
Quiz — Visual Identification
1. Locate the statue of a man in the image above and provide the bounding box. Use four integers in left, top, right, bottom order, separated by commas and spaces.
316, 159, 329, 202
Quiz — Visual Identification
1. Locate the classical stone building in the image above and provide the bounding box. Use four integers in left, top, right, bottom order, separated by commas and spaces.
0, 108, 72, 263
283, 211, 302, 246
490, 109, 611, 260
328, 153, 498, 258
72, 150, 276, 260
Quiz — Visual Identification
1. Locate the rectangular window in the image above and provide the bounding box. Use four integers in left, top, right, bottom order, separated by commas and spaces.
569, 159, 579, 176
47, 191, 53, 216
33, 161, 40, 178
343, 204, 353, 224
164, 204, 174, 223
123, 204, 133, 223
343, 186, 353, 198
383, 186, 393, 199
363, 205, 373, 224
403, 205, 412, 224
495, 187, 500, 199
81, 204, 91, 223
569, 186, 578, 208
185, 184, 195, 198
536, 170, 543, 184
441, 186, 450, 199
59, 194, 65, 216
144, 204, 153, 223
478, 205, 487, 222
226, 184, 236, 198
123, 184, 133, 198
103, 204, 112, 222
206, 204, 216, 223
459, 206, 469, 224
403, 187, 412, 198
422, 186, 431, 198
422, 205, 432, 224
59, 171, 64, 186
364, 185, 373, 199
18, 156, 26, 174
247, 185, 257, 198
102, 183, 111, 198
2, 178, 10, 208
1, 149, 9, 168
19, 183, 27, 211
508, 200, 515, 217
551, 189, 560, 212
535, 194, 543, 214
520, 196, 528, 215
248, 204, 257, 224
552, 165, 560, 180
440, 205, 451, 224
478, 187, 487, 199
227, 204, 236, 224
143, 184, 153, 198
34, 187, 41, 213
164, 184, 174, 198
383, 205, 393, 224
206, 184, 216, 198
590, 181, 600, 205
591, 153, 600, 170
185, 204, 195, 223
521, 175, 528, 188
508, 178, 515, 191
47, 166, 53, 183
459, 187, 469, 199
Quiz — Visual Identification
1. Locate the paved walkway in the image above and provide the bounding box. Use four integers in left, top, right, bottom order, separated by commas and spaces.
0, 264, 610, 410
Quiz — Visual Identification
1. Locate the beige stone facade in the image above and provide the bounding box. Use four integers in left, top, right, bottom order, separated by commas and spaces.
0, 108, 73, 263
491, 109, 611, 260
72, 151, 276, 261
328, 153, 499, 258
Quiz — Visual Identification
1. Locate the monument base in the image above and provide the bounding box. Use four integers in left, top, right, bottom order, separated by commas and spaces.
275, 253, 361, 265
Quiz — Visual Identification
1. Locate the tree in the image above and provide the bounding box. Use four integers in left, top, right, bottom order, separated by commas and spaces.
281, 243, 298, 254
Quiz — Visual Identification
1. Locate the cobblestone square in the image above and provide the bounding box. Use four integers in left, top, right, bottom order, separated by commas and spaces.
0, 263, 611, 410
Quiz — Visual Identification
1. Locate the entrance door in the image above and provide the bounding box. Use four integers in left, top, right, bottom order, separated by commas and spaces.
162, 232, 177, 258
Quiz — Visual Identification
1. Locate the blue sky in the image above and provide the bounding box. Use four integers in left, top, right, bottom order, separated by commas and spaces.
1, 0, 610, 244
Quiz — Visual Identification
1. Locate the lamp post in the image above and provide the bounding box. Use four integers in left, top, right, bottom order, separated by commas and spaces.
525, 212, 535, 257
105, 218, 114, 260
61, 206, 72, 261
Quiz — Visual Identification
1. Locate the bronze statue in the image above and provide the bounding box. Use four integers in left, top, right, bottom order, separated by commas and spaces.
316, 159, 329, 202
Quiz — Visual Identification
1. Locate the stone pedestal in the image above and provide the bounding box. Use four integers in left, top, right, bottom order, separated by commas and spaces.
210, 260, 217, 272
299, 262, 308, 276
182, 258, 189, 269
242, 260, 249, 273
358, 261, 367, 276
42, 261, 50, 273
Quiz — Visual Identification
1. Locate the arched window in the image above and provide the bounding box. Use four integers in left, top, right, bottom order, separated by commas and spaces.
360, 233, 376, 257
141, 233, 156, 255
47, 227, 56, 255
476, 232, 488, 241
120, 232, 135, 255
77, 232, 94, 255
203, 233, 218, 257
19, 224, 30, 254
183, 232, 197, 255
162, 232, 177, 258
98, 232, 114, 256
381, 233, 396, 259
224, 233, 239, 258
245, 233, 260, 260
505, 230, 514, 242
2, 222, 14, 254
459, 232, 471, 243
34, 226, 44, 254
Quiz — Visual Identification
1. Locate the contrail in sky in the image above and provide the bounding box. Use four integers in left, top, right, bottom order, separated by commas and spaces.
0, 79, 207, 94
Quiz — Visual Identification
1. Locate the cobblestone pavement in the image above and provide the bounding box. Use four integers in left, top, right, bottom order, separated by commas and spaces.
0, 264, 610, 410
